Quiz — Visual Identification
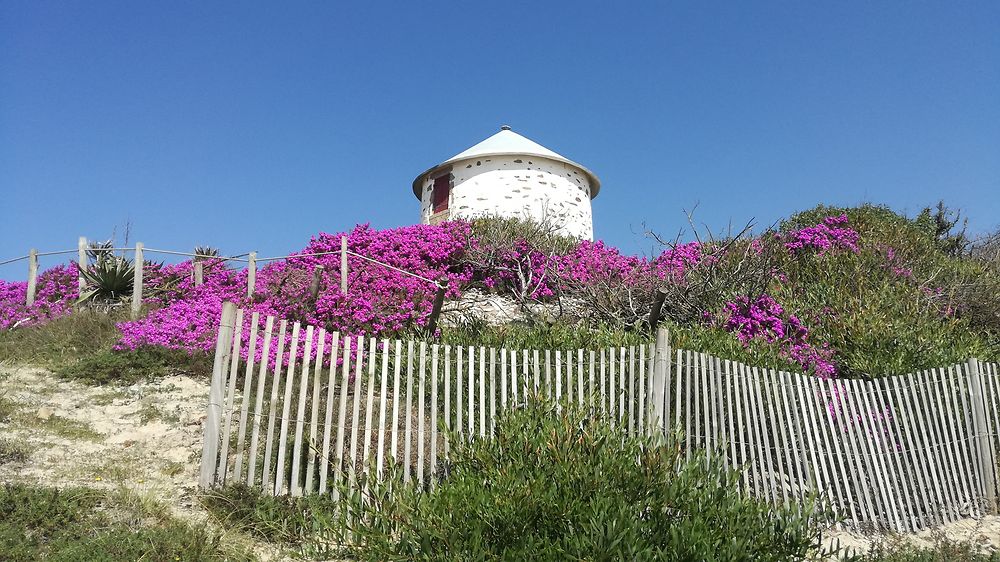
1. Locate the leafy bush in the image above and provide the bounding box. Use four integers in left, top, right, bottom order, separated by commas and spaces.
328, 398, 829, 561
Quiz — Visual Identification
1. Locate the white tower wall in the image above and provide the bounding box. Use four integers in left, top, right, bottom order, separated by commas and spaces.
418, 155, 594, 240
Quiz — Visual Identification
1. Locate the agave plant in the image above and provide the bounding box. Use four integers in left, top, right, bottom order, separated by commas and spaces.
193, 246, 220, 262
86, 240, 115, 265
77, 256, 135, 304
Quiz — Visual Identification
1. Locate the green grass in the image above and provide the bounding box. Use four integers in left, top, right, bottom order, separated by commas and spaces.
0, 483, 253, 561
201, 484, 338, 548
0, 311, 122, 367
0, 310, 213, 386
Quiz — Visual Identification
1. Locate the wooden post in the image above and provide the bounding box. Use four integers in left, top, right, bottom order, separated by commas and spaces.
649, 327, 670, 435
77, 237, 87, 294
309, 265, 324, 299
199, 302, 238, 489
340, 236, 348, 295
648, 287, 668, 331
247, 251, 257, 298
25, 249, 38, 306
193, 261, 204, 286
131, 243, 144, 319
426, 281, 448, 335
968, 358, 997, 514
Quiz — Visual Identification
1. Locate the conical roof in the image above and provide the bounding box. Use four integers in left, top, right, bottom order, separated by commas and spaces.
412, 126, 601, 199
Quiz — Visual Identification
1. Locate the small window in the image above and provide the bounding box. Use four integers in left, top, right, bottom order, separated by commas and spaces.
432, 175, 450, 213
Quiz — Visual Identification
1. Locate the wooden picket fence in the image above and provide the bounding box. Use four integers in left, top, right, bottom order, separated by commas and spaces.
199, 302, 1000, 533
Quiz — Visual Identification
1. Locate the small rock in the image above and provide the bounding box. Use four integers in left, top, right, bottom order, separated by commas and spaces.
36, 406, 53, 420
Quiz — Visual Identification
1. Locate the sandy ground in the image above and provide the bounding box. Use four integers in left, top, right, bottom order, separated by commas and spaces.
0, 365, 289, 561
3, 364, 1000, 560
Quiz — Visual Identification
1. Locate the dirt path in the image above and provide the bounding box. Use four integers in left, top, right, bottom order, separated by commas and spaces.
0, 365, 289, 560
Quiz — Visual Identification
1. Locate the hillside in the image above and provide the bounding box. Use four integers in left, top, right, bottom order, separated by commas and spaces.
1, 203, 997, 380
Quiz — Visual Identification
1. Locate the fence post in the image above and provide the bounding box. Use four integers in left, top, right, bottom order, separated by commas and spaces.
968, 357, 997, 514
77, 237, 87, 294
340, 236, 348, 295
309, 265, 324, 298
426, 280, 448, 335
648, 287, 667, 331
199, 302, 238, 489
650, 327, 670, 435
193, 261, 204, 286
131, 243, 144, 319
247, 251, 257, 298
25, 249, 38, 306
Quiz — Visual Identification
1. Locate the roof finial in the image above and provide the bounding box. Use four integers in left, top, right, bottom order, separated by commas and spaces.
500, 124, 512, 131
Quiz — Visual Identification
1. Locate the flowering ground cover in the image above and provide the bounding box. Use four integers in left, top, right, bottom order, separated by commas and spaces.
1, 204, 997, 379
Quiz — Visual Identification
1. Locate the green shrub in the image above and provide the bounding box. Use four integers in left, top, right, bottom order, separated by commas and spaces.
56, 346, 213, 385
328, 397, 829, 561
0, 483, 248, 561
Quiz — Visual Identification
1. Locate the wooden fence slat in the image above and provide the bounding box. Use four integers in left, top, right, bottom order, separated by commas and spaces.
318, 332, 341, 494
684, 351, 693, 456
233, 312, 260, 483
289, 325, 314, 497
456, 346, 464, 441
722, 360, 737, 477
555, 350, 562, 403
836, 378, 878, 527
589, 350, 596, 409
403, 340, 414, 482
304, 328, 327, 495
500, 348, 508, 412
260, 320, 288, 492
733, 360, 755, 496
346, 336, 366, 492
700, 353, 711, 452
443, 345, 451, 460
533, 349, 541, 396
479, 346, 487, 438
776, 371, 805, 504
578, 349, 585, 409
417, 342, 427, 485
619, 347, 626, 425
216, 309, 245, 485
524, 349, 532, 403
274, 321, 300, 495
247, 316, 275, 487
545, 349, 553, 400
489, 347, 497, 432
361, 338, 379, 483
389, 340, 403, 466
628, 346, 636, 434
430, 344, 439, 487
600, 348, 608, 415
198, 302, 237, 489
375, 340, 390, 478
468, 346, 475, 437
332, 336, 352, 501
565, 350, 572, 404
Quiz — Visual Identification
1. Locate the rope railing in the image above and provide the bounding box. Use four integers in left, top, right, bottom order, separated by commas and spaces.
3, 236, 446, 324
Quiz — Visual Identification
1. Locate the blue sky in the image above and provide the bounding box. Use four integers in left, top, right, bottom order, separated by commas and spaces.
2, 1, 998, 277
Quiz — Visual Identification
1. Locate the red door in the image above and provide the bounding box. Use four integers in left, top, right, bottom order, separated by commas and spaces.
432, 175, 450, 213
